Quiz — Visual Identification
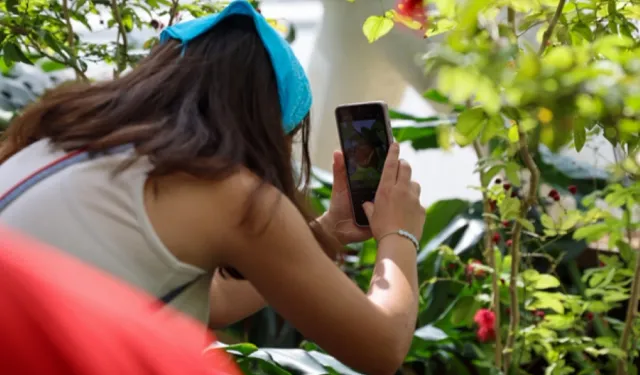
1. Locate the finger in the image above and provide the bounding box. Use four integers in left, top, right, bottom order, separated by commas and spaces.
396, 159, 412, 185
410, 181, 421, 196
332, 150, 348, 192
362, 202, 374, 221
379, 143, 400, 187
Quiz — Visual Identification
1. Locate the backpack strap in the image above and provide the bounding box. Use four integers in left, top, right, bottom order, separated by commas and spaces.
0, 144, 198, 305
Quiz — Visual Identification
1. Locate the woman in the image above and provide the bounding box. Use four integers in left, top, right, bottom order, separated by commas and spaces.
0, 1, 426, 374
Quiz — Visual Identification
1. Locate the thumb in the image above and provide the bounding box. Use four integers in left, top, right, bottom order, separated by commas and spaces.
362, 202, 374, 221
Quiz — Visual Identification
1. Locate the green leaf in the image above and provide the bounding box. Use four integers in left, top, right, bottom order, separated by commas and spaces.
508, 125, 520, 143
423, 89, 450, 104
516, 217, 536, 232
362, 15, 394, 43
6, 0, 19, 13
2, 42, 32, 66
420, 199, 470, 247
225, 343, 259, 356
499, 196, 520, 220
451, 296, 477, 326
573, 123, 586, 152
573, 223, 610, 242
454, 107, 486, 146
504, 162, 521, 186
534, 274, 561, 289
540, 214, 555, 230
481, 165, 502, 187
392, 126, 439, 150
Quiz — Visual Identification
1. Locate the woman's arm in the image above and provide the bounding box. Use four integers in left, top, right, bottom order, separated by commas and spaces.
213, 145, 423, 375
208, 217, 341, 329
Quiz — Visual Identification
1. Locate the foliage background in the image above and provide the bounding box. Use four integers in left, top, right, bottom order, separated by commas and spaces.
1, 0, 640, 374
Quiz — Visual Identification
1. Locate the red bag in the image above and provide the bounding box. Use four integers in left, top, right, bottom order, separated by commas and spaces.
0, 226, 241, 375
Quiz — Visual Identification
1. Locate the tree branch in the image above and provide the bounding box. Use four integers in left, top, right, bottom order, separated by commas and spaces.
473, 140, 503, 368
62, 0, 78, 80
502, 0, 566, 370
617, 210, 640, 375
538, 0, 566, 55
168, 0, 180, 26
110, 0, 129, 78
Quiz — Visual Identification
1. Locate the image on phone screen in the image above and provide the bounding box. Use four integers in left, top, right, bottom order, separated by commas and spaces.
339, 119, 389, 192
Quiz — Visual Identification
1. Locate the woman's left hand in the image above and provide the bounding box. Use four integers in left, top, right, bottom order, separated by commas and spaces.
318, 151, 373, 245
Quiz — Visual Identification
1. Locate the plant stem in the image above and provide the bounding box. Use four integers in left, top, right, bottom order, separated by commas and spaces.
538, 0, 566, 55
61, 0, 78, 80
168, 0, 180, 26
110, 0, 128, 78
473, 140, 503, 368
617, 210, 639, 375
503, 0, 566, 370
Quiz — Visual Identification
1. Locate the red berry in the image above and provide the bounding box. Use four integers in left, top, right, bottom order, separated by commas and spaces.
506, 239, 513, 247
585, 312, 594, 321
489, 200, 497, 212
568, 185, 577, 195
548, 189, 559, 198
502, 221, 510, 227
534, 310, 545, 318
492, 233, 501, 243
503, 183, 512, 190
466, 260, 486, 278
552, 194, 560, 201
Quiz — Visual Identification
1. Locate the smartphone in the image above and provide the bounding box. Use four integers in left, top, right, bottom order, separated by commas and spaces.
335, 101, 394, 227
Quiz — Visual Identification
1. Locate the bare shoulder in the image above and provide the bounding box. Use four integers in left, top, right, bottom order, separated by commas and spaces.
144, 168, 265, 269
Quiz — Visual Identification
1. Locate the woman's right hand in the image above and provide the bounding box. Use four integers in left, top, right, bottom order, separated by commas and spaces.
362, 143, 425, 242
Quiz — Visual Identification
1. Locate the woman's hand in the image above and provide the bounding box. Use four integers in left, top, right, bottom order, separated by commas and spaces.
318, 150, 372, 245
362, 143, 425, 242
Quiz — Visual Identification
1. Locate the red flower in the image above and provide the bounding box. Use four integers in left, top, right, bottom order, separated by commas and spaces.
568, 185, 578, 195
395, 0, 428, 33
474, 309, 496, 342
466, 260, 485, 278
534, 310, 545, 319
492, 232, 501, 243
396, 0, 426, 18
506, 239, 513, 247
502, 221, 510, 228
548, 189, 560, 201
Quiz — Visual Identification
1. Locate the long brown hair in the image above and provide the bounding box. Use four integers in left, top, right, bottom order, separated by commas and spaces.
0, 15, 337, 277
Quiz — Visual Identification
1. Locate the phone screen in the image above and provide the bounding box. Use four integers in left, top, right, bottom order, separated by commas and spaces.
335, 103, 391, 227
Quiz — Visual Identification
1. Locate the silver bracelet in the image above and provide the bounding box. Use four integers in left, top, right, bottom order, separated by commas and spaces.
377, 230, 420, 252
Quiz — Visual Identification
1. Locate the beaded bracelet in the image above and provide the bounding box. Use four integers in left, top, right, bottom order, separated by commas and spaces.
377, 229, 420, 252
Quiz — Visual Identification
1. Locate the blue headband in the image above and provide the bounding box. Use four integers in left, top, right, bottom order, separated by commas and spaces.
159, 0, 312, 134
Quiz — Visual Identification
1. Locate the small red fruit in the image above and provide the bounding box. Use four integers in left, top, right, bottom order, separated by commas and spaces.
506, 239, 513, 247
492, 232, 501, 243
548, 189, 559, 198
489, 200, 497, 212
503, 183, 512, 191
568, 185, 577, 195
502, 221, 510, 227
585, 312, 594, 321
466, 260, 486, 278
534, 310, 545, 319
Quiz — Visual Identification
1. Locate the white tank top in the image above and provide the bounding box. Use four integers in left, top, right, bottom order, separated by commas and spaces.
0, 140, 210, 324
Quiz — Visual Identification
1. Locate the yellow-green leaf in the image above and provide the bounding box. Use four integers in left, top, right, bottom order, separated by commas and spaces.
508, 125, 520, 143
534, 274, 561, 289
362, 15, 394, 43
